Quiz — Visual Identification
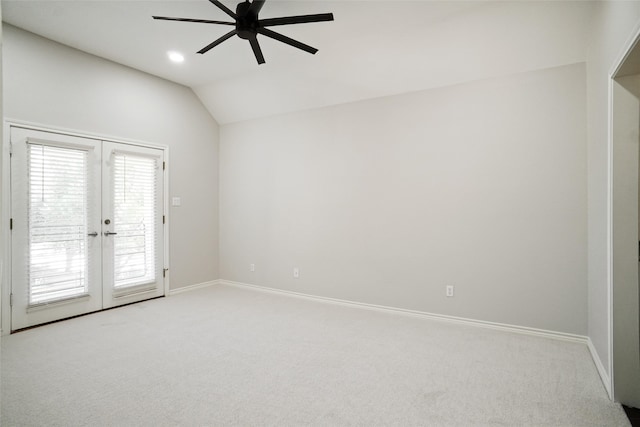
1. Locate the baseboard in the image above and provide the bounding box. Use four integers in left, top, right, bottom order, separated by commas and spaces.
218, 280, 588, 345
170, 279, 615, 397
168, 280, 220, 296
588, 337, 612, 399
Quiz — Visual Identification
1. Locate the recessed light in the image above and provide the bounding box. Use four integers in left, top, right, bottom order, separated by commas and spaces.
167, 51, 184, 63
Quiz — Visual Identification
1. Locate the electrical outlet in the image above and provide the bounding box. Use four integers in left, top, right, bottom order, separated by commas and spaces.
446, 285, 454, 297
250, 263, 255, 272
293, 267, 299, 278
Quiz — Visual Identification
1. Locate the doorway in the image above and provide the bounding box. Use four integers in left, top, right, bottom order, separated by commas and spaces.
612, 49, 640, 406
9, 126, 165, 331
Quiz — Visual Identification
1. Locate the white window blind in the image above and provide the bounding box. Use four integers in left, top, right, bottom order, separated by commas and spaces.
27, 143, 90, 305
112, 152, 157, 289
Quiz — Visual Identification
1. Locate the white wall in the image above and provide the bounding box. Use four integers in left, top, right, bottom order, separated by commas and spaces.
220, 63, 587, 335
586, 1, 640, 385
2, 25, 220, 292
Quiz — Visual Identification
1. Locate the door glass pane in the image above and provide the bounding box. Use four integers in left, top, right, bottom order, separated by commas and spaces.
28, 143, 89, 304
112, 152, 157, 289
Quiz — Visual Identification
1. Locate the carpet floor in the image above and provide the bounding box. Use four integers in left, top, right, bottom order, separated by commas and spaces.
0, 284, 630, 426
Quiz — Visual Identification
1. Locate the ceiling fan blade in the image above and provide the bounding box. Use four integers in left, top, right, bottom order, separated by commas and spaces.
249, 37, 266, 64
257, 27, 318, 54
197, 29, 238, 54
258, 13, 334, 28
152, 16, 235, 25
248, 0, 266, 18
209, 0, 237, 19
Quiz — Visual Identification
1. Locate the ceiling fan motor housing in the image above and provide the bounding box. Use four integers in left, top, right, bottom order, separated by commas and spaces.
236, 1, 257, 40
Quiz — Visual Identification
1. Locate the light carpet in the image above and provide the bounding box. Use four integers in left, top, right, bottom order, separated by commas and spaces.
0, 284, 630, 426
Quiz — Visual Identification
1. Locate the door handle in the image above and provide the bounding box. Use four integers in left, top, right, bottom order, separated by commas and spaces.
104, 231, 118, 236
87, 232, 98, 237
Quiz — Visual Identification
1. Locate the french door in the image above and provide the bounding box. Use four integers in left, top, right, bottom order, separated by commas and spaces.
10, 127, 165, 331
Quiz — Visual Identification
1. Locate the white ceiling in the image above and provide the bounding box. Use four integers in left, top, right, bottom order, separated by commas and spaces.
2, 0, 594, 124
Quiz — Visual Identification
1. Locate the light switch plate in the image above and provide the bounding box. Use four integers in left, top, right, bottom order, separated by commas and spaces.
171, 197, 181, 207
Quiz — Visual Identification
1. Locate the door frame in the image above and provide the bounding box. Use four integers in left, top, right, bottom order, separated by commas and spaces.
608, 22, 640, 403
1, 119, 171, 334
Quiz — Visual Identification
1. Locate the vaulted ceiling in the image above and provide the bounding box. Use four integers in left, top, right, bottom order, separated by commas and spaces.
2, 0, 593, 124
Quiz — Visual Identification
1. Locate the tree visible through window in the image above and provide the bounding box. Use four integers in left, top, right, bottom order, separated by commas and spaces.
27, 143, 89, 304
112, 152, 157, 289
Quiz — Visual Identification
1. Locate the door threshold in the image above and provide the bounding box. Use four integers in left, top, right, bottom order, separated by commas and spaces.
11, 295, 165, 334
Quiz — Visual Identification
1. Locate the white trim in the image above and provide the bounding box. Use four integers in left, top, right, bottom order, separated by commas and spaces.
168, 280, 220, 296
588, 337, 612, 398
218, 280, 588, 344
606, 75, 615, 399
5, 119, 167, 151
1, 122, 12, 335
163, 147, 170, 298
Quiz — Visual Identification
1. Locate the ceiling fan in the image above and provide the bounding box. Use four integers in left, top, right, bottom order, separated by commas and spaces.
153, 0, 334, 65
